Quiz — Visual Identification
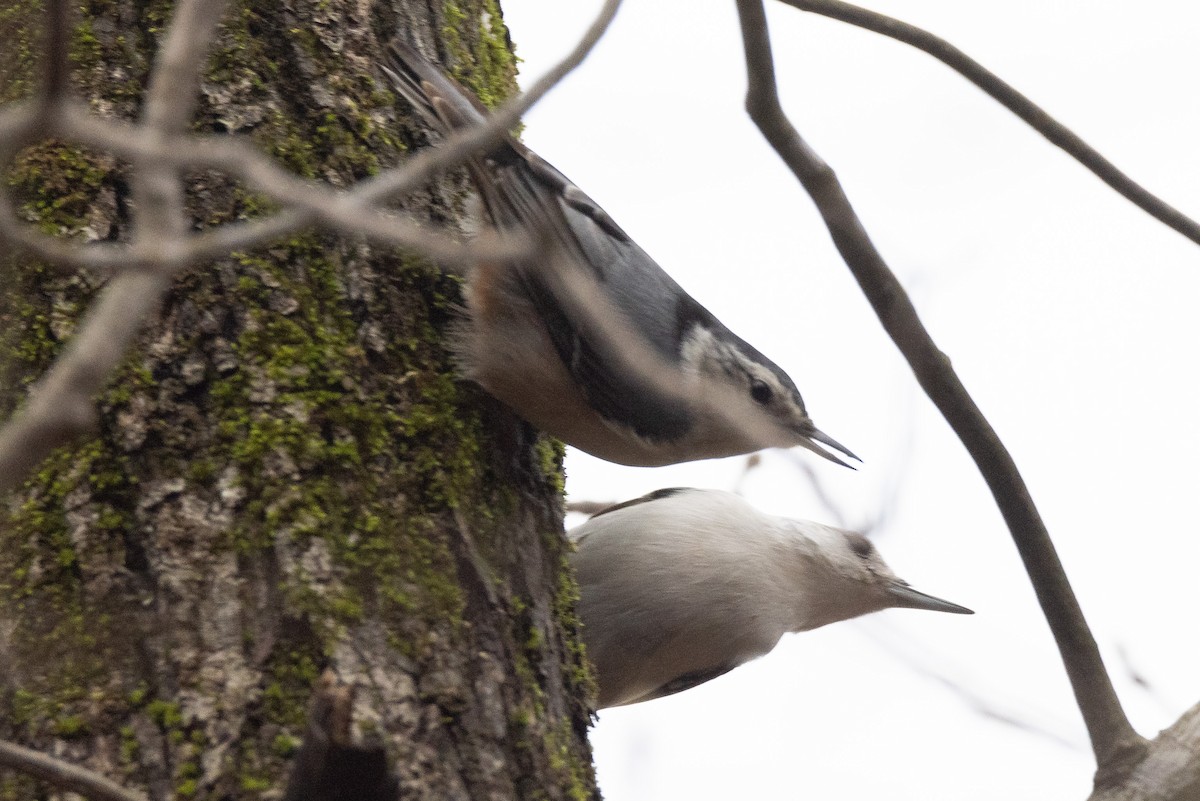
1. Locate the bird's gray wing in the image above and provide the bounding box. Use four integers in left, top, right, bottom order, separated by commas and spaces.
384, 40, 498, 143
490, 161, 696, 443
384, 40, 696, 442
583, 487, 693, 523
629, 662, 739, 706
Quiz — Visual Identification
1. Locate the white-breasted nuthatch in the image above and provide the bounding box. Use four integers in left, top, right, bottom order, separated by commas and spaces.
568, 488, 972, 708
382, 42, 857, 467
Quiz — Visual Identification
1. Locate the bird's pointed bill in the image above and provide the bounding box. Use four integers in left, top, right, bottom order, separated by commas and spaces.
810, 428, 859, 461
886, 583, 974, 615
794, 425, 860, 468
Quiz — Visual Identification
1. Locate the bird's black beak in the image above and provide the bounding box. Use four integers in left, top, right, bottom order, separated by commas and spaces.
886, 583, 974, 615
795, 424, 861, 469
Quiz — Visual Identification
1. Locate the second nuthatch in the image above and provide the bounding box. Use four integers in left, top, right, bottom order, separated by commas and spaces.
568, 488, 972, 708
382, 42, 856, 467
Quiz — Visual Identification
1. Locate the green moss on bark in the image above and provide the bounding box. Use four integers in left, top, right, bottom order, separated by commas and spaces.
0, 0, 593, 796
442, 0, 519, 109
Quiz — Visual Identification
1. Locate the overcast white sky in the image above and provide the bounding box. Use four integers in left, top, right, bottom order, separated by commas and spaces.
495, 2, 1200, 799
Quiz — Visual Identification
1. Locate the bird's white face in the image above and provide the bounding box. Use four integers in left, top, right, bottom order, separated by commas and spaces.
788, 527, 900, 627
833, 531, 908, 600
787, 525, 973, 629
679, 325, 855, 465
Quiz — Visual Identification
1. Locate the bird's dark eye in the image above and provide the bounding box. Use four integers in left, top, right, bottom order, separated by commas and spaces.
846, 533, 875, 559
750, 379, 773, 405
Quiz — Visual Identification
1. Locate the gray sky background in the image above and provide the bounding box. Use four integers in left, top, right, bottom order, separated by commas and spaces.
496, 2, 1200, 798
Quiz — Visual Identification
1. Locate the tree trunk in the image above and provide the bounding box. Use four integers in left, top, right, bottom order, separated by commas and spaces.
0, 1, 597, 799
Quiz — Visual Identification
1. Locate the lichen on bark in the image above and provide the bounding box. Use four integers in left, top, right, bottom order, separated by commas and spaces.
0, 1, 597, 799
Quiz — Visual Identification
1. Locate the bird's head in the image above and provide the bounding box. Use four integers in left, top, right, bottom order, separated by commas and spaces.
680, 324, 858, 466
788, 525, 974, 629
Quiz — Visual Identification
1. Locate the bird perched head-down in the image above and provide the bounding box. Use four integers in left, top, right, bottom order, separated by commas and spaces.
569, 488, 972, 709
382, 41, 856, 467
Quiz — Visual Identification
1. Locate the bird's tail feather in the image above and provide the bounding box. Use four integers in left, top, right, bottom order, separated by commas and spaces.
381, 39, 602, 266
383, 39, 490, 135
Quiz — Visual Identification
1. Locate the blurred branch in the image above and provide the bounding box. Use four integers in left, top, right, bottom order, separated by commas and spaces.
775, 0, 1200, 248
0, 0, 623, 495
857, 619, 1085, 752
0, 0, 235, 497
357, 0, 626, 206
0, 102, 530, 274
0, 739, 147, 801
138, 0, 227, 135
1114, 644, 1178, 718
0, 0, 230, 497
729, 452, 762, 495
783, 453, 850, 528
565, 499, 613, 517
732, 0, 1147, 782
0, 270, 168, 494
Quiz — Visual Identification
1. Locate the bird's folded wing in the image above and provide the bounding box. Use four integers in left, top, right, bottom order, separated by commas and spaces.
630, 661, 738, 706
384, 38, 697, 443
491, 161, 694, 443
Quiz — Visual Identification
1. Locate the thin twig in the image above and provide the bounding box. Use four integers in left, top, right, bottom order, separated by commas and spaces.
133, 0, 228, 245
0, 739, 147, 801
0, 0, 231, 494
783, 453, 849, 528
0, 102, 530, 274
355, 0, 626, 206
856, 619, 1085, 752
775, 0, 1200, 248
544, 243, 823, 462
733, 0, 1146, 776
139, 0, 228, 136
0, 0, 625, 261
0, 0, 623, 493
565, 500, 613, 517
0, 0, 622, 269
0, 270, 170, 493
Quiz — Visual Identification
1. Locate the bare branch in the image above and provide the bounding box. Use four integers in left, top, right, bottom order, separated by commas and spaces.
0, 183, 524, 275
733, 0, 1147, 775
0, 0, 622, 273
775, 0, 1200, 248
1088, 701, 1200, 801
0, 0, 624, 268
0, 739, 147, 801
0, 102, 530, 273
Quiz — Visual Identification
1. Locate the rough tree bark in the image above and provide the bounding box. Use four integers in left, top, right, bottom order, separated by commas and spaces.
0, 1, 597, 799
